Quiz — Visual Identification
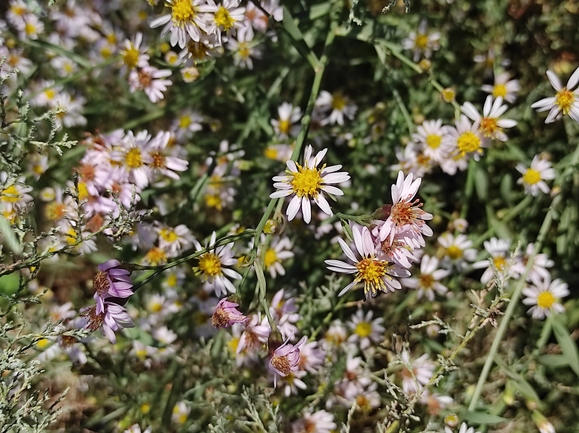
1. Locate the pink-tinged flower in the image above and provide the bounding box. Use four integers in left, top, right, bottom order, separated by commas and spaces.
129, 65, 172, 103
461, 96, 517, 141
325, 225, 410, 299
291, 410, 336, 433
531, 66, 579, 123
82, 302, 134, 344
93, 259, 133, 314
211, 299, 247, 328
377, 171, 433, 247
237, 314, 270, 353
268, 335, 307, 388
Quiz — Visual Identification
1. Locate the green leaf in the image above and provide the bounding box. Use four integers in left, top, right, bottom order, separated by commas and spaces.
494, 355, 541, 404
552, 316, 579, 377
0, 214, 22, 254
537, 354, 570, 368
461, 410, 508, 425
474, 165, 488, 200
309, 2, 331, 20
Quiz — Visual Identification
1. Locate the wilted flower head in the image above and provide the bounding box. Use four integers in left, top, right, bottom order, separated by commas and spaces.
268, 335, 307, 388
211, 298, 247, 328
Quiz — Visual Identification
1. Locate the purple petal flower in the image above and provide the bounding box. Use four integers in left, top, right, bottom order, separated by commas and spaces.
211, 299, 248, 328
268, 335, 307, 388
93, 259, 134, 313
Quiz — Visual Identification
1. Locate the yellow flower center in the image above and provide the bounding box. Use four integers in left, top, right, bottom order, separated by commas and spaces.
457, 131, 482, 155
492, 84, 507, 99
492, 255, 507, 271
426, 134, 442, 149
523, 168, 541, 185
44, 88, 56, 100
125, 148, 143, 168
264, 248, 278, 268
419, 273, 435, 289
555, 88, 574, 115
166, 274, 178, 287
65, 227, 78, 245
227, 336, 240, 354
331, 93, 347, 111
159, 228, 178, 243
149, 300, 163, 313
197, 253, 222, 277
446, 245, 463, 260
354, 321, 372, 338
77, 182, 89, 201
238, 43, 250, 59
537, 291, 555, 309
140, 403, 150, 414
171, 0, 196, 24
205, 193, 222, 210
36, 338, 50, 349
1, 185, 20, 203
278, 119, 291, 136
122, 45, 139, 69
270, 354, 291, 376
25, 22, 37, 36
356, 258, 389, 296
480, 117, 500, 137
264, 147, 278, 160
215, 6, 235, 30
290, 165, 323, 198
415, 34, 428, 49
145, 247, 167, 266
441, 88, 455, 103
179, 115, 191, 128
100, 46, 112, 59
45, 202, 66, 221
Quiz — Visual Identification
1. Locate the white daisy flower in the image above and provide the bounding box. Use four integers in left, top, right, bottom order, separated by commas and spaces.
399, 349, 435, 396
516, 155, 556, 196
227, 27, 262, 70
270, 144, 350, 224
325, 225, 410, 299
314, 90, 357, 126
291, 410, 336, 433
150, 0, 209, 48
481, 71, 521, 103
472, 237, 515, 285
438, 232, 477, 271
531, 66, 579, 123
262, 236, 295, 278
155, 223, 195, 257
461, 96, 517, 141
412, 119, 452, 163
522, 274, 569, 320
119, 32, 150, 71
402, 255, 449, 301
203, 0, 246, 42
193, 232, 242, 297
346, 309, 385, 350
401, 19, 441, 62
447, 115, 487, 159
271, 102, 302, 139
513, 243, 554, 282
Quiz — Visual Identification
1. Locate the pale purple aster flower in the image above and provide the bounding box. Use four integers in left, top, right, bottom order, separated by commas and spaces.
211, 299, 247, 328
237, 314, 270, 353
82, 302, 134, 344
268, 335, 307, 388
93, 259, 133, 314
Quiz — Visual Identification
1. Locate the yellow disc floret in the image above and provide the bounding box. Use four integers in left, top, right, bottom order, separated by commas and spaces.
523, 168, 541, 185
537, 291, 555, 309
290, 164, 323, 198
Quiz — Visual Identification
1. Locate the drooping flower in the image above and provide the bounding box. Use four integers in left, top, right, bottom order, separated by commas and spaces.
82, 302, 134, 344
325, 225, 410, 298
531, 66, 579, 123
270, 144, 350, 224
93, 259, 134, 314
268, 335, 307, 388
211, 299, 247, 328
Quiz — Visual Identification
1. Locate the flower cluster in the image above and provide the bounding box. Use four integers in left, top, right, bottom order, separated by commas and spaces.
326, 171, 432, 299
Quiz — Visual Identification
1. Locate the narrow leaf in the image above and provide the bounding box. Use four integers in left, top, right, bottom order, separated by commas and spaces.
552, 316, 579, 377
462, 411, 508, 425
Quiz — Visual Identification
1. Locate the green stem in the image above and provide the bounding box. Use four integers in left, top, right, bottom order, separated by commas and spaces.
460, 159, 476, 220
